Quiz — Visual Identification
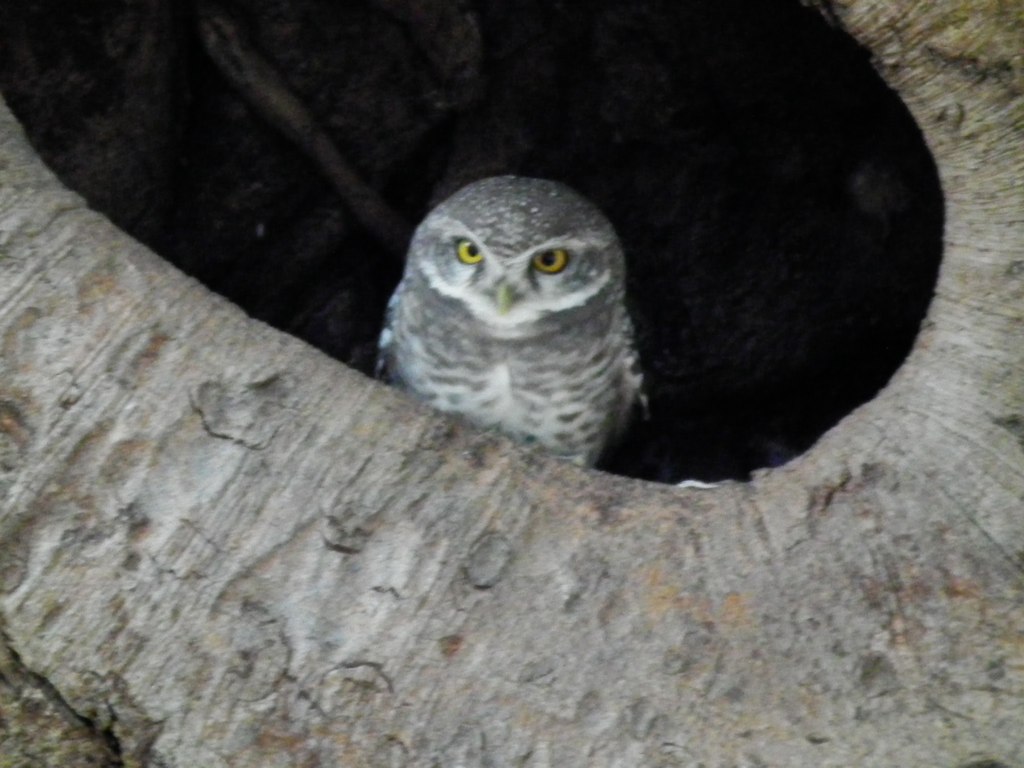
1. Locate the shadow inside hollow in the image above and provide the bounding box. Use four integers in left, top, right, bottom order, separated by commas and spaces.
0, 0, 943, 482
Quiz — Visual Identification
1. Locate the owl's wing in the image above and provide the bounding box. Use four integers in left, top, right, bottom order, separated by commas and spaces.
621, 314, 649, 420
602, 312, 648, 459
375, 288, 402, 384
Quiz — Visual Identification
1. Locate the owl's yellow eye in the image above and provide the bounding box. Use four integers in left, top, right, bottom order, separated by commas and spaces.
456, 239, 483, 264
532, 248, 570, 274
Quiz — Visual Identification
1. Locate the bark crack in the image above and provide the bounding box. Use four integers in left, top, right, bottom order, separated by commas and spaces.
340, 659, 395, 694
189, 387, 277, 451
934, 481, 1024, 579
0, 624, 124, 766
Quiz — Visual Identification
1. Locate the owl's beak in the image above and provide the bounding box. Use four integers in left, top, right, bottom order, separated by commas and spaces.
495, 283, 518, 315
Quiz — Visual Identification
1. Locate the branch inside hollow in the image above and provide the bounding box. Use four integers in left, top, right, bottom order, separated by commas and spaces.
197, 4, 414, 258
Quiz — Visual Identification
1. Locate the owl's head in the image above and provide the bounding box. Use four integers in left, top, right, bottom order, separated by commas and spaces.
407, 176, 625, 332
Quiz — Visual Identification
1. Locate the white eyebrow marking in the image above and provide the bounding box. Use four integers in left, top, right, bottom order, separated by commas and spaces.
526, 233, 616, 254
423, 216, 615, 258
421, 216, 501, 261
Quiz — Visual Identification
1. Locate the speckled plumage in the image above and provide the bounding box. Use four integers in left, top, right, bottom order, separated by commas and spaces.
378, 176, 643, 466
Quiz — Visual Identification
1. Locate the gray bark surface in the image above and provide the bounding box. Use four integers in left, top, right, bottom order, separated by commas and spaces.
1, 1, 1022, 766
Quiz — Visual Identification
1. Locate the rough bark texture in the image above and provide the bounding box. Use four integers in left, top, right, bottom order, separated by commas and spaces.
1, 2, 1022, 768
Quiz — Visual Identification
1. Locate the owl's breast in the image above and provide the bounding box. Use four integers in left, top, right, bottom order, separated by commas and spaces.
455, 346, 623, 463
464, 360, 517, 425
390, 289, 634, 464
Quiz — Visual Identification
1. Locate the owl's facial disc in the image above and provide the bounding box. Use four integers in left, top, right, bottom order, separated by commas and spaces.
413, 212, 617, 334
445, 250, 610, 332
493, 247, 569, 315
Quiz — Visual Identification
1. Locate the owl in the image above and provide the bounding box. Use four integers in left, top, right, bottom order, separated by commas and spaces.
377, 176, 643, 466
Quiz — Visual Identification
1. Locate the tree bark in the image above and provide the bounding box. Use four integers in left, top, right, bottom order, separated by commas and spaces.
1, 1, 1022, 766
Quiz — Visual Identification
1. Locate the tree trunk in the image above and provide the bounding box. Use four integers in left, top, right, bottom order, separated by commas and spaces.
1, 1, 1022, 765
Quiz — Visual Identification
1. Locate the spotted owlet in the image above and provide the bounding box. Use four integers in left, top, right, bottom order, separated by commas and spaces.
377, 176, 643, 466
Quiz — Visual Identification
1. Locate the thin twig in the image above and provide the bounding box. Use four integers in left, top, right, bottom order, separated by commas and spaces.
197, 6, 413, 258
